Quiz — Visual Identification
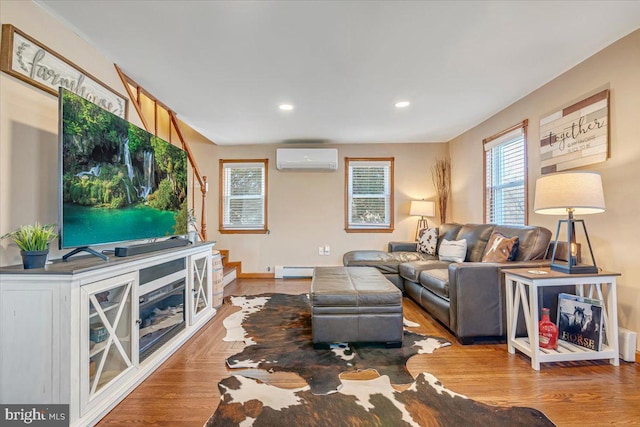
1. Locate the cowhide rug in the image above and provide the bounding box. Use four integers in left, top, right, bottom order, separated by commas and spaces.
206, 372, 555, 427
209, 293, 555, 427
223, 293, 450, 395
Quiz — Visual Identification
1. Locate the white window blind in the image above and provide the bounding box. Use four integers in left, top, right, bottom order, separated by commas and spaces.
221, 161, 266, 230
347, 159, 393, 229
484, 124, 527, 225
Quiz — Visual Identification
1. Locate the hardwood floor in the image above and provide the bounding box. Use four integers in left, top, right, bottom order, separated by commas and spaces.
98, 278, 639, 426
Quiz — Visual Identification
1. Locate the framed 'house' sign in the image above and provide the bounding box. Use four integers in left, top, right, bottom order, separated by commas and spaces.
0, 24, 128, 118
539, 89, 609, 175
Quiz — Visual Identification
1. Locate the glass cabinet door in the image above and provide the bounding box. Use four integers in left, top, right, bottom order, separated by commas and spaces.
82, 272, 137, 413
189, 251, 212, 324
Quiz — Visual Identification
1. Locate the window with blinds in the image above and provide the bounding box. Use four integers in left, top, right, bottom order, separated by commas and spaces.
219, 159, 268, 233
484, 121, 528, 225
345, 158, 394, 232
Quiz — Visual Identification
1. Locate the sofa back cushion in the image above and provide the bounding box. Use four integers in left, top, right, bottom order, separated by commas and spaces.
493, 225, 552, 261
436, 223, 464, 253
455, 224, 496, 262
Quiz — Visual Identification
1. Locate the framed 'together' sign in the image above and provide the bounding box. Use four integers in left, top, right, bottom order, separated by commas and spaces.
539, 89, 609, 175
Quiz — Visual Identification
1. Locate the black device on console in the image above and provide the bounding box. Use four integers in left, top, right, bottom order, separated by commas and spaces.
114, 238, 190, 257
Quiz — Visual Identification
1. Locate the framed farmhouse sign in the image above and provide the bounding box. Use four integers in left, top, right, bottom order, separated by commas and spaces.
0, 24, 128, 118
539, 90, 609, 175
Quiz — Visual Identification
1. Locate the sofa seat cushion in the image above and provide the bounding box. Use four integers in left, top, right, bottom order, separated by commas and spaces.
343, 250, 430, 274
398, 259, 449, 282
419, 269, 450, 299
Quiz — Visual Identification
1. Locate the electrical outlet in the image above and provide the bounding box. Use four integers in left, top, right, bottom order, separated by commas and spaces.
324, 245, 330, 256
318, 246, 325, 256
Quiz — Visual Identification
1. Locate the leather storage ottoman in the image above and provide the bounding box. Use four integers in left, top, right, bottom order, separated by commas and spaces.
311, 266, 403, 348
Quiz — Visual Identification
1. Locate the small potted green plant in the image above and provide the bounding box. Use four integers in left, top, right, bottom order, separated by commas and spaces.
2, 222, 58, 269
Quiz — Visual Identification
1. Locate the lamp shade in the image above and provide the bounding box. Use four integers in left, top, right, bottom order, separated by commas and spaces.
534, 172, 605, 215
410, 200, 435, 217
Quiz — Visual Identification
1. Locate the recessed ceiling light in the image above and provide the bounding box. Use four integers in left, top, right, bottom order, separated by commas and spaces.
395, 101, 410, 108
279, 104, 294, 111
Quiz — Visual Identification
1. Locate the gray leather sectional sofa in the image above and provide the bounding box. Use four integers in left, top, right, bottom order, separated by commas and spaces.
344, 223, 565, 344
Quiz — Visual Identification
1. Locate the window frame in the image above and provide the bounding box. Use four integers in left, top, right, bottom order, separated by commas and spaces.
483, 120, 528, 225
218, 158, 269, 234
344, 157, 395, 233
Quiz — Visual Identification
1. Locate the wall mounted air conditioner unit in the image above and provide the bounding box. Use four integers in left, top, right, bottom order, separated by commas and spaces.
276, 148, 338, 171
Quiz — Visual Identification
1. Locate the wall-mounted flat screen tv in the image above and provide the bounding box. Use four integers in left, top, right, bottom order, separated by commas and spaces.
59, 88, 188, 250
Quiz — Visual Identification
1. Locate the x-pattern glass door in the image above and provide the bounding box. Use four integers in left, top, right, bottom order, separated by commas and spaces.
190, 252, 211, 324
82, 272, 137, 413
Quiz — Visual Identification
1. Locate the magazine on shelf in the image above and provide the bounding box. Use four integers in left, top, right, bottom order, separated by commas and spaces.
556, 293, 604, 351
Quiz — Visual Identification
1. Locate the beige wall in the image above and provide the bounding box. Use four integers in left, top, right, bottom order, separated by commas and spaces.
190, 142, 449, 272
449, 29, 640, 347
0, 1, 205, 266
0, 1, 136, 265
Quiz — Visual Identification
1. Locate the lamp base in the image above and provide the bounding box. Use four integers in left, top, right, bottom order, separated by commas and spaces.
550, 218, 599, 275
550, 262, 598, 275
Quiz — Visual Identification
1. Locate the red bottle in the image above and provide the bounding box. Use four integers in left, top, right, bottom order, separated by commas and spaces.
538, 307, 558, 350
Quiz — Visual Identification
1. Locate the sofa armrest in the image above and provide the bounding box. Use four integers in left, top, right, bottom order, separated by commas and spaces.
447, 260, 551, 339
388, 241, 418, 252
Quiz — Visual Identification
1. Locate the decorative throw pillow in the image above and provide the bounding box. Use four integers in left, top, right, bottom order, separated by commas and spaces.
481, 232, 520, 262
417, 227, 438, 255
438, 239, 467, 263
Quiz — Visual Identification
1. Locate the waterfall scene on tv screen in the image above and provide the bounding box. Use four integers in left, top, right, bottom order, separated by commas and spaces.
60, 89, 187, 248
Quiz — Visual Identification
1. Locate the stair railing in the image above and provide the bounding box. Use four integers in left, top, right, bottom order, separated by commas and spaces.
114, 64, 208, 240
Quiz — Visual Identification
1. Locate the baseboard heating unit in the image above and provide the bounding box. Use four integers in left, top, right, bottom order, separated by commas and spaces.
274, 266, 315, 279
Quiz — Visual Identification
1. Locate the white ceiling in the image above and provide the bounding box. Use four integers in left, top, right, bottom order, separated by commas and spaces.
36, 1, 640, 146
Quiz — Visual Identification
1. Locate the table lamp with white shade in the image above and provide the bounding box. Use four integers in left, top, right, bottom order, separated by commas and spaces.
534, 171, 605, 274
410, 200, 435, 240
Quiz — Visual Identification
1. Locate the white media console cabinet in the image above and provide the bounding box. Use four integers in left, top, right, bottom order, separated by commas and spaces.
0, 242, 217, 426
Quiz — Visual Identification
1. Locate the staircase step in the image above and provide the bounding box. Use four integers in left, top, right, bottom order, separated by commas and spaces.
218, 250, 230, 266
217, 249, 240, 286
222, 264, 237, 287
223, 264, 236, 276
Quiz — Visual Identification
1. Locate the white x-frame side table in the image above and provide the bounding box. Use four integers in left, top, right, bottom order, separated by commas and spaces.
504, 267, 620, 370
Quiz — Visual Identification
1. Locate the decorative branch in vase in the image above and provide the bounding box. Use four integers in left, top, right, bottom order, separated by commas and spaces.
187, 208, 199, 242
432, 158, 451, 225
